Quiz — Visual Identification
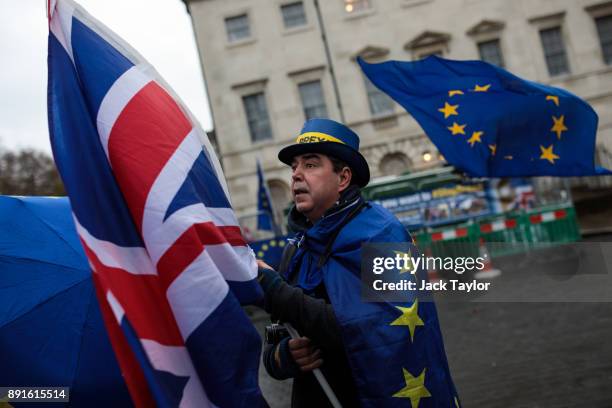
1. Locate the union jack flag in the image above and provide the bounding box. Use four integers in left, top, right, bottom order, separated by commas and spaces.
47, 1, 266, 406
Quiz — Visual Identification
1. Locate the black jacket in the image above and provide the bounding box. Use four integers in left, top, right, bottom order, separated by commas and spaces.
260, 187, 362, 407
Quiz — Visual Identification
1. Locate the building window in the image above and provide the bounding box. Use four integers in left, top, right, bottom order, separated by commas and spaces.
243, 93, 272, 142
225, 14, 250, 42
281, 2, 307, 29
364, 76, 393, 116
380, 152, 411, 176
539, 27, 570, 76
344, 0, 371, 13
298, 80, 328, 120
478, 39, 505, 68
596, 15, 612, 64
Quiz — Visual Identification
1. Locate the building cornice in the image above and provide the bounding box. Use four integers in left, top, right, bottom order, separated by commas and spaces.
466, 19, 506, 36
404, 30, 451, 50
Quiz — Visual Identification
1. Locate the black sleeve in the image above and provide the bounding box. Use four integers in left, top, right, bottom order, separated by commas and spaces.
262, 337, 302, 380
261, 275, 344, 351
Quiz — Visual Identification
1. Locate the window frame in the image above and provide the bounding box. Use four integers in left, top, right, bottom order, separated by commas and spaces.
224, 13, 252, 43
242, 92, 274, 143
477, 38, 505, 68
539, 26, 571, 77
298, 80, 329, 120
596, 14, 612, 64
280, 1, 307, 29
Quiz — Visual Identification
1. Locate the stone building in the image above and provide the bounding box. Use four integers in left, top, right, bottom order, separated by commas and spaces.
182, 0, 612, 232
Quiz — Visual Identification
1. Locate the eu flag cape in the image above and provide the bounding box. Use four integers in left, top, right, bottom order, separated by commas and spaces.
359, 56, 611, 177
47, 0, 265, 406
287, 201, 460, 407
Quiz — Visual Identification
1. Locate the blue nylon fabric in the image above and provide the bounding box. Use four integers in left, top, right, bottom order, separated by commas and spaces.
0, 196, 132, 407
289, 202, 460, 407
359, 56, 609, 177
48, 33, 144, 247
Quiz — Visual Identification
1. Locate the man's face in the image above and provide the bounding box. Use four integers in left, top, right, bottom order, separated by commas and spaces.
291, 153, 350, 222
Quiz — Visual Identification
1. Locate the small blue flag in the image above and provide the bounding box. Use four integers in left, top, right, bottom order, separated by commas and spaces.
256, 159, 276, 231
359, 56, 612, 177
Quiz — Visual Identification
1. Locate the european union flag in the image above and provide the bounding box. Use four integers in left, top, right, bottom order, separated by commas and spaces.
359, 56, 611, 177
256, 159, 277, 231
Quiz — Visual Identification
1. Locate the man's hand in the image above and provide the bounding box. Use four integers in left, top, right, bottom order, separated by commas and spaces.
287, 337, 323, 372
257, 259, 273, 270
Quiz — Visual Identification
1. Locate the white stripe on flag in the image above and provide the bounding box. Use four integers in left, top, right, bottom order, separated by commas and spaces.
106, 290, 125, 323
141, 129, 243, 266
205, 245, 258, 282
49, 0, 75, 63
142, 128, 202, 246
97, 65, 152, 158
74, 215, 157, 275
166, 251, 229, 340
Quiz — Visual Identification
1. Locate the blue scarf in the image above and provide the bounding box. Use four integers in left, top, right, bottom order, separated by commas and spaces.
285, 187, 364, 293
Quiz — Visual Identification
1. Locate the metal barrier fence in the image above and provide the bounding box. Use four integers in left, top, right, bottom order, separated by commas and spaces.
414, 204, 580, 259
251, 204, 581, 268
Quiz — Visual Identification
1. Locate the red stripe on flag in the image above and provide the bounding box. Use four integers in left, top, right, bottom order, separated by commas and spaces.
108, 81, 192, 233
91, 273, 155, 408
480, 224, 492, 233
506, 219, 517, 229
82, 240, 184, 346
157, 222, 246, 289
196, 224, 246, 247
554, 209, 567, 219
456, 228, 468, 238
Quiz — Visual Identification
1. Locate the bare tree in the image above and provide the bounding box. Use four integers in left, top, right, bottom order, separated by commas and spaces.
0, 147, 65, 196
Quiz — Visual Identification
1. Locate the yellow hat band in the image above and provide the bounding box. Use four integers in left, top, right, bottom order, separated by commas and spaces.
296, 132, 345, 145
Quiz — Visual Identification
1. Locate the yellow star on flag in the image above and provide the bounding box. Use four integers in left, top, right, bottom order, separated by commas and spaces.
438, 102, 459, 119
546, 95, 560, 106
474, 84, 491, 92
488, 144, 497, 156
390, 299, 424, 341
270, 240, 277, 247
392, 367, 431, 407
447, 122, 466, 135
262, 244, 269, 251
448, 90, 464, 97
393, 250, 415, 274
467, 131, 483, 147
540, 144, 560, 164
551, 115, 568, 140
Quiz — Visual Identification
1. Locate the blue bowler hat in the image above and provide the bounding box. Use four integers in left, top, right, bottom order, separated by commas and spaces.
278, 118, 370, 187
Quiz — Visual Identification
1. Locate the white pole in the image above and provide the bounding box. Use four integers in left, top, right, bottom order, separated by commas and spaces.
284, 323, 343, 408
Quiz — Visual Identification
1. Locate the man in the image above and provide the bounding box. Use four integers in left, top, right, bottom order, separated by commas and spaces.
257, 118, 459, 407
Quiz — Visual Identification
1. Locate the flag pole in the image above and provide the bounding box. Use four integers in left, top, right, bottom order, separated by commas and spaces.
285, 323, 343, 408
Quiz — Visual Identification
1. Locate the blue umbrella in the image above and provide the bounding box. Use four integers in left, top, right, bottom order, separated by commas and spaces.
0, 196, 132, 407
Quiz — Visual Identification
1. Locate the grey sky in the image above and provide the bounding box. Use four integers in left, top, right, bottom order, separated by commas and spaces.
0, 0, 212, 154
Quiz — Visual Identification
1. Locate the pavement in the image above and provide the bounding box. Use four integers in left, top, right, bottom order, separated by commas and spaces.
252, 237, 612, 407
